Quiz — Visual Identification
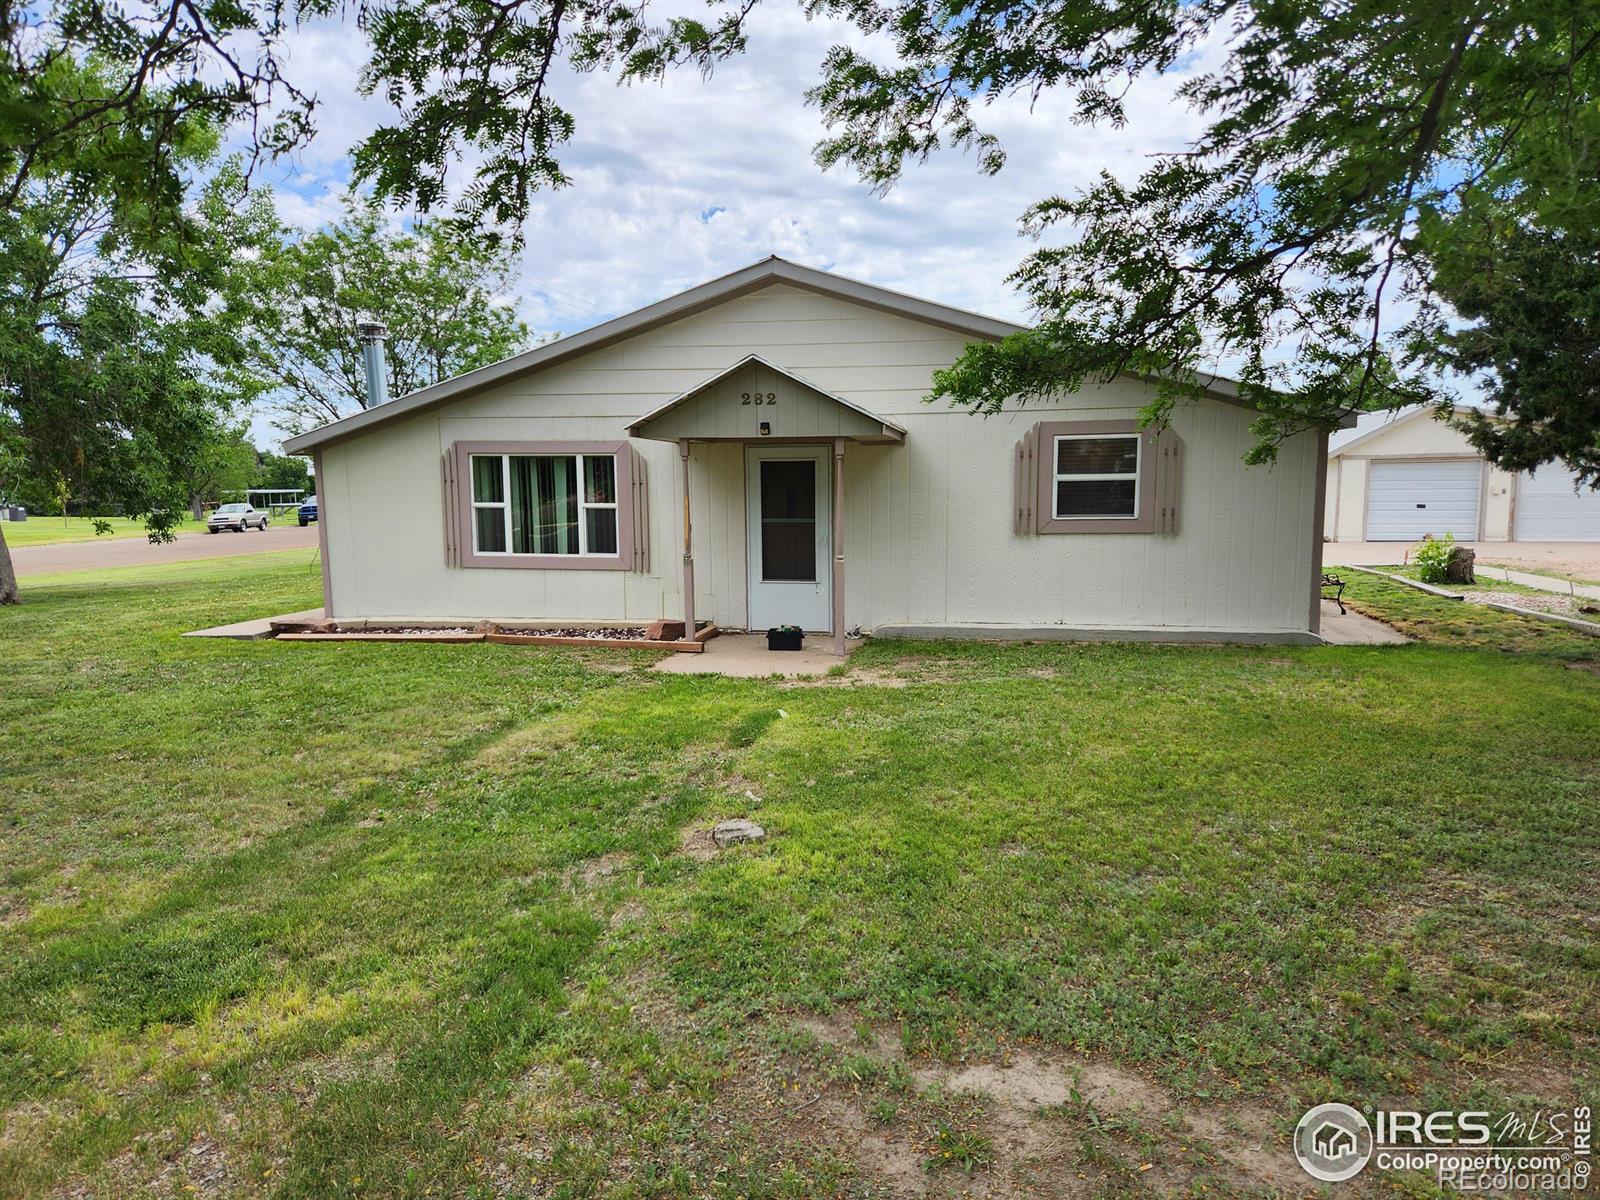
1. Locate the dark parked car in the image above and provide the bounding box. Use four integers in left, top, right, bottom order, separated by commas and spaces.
207, 503, 269, 533
297, 495, 318, 526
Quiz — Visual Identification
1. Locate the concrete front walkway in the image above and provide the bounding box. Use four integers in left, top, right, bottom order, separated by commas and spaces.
184, 608, 325, 640
652, 633, 861, 678
1317, 599, 1409, 645
1472, 563, 1600, 602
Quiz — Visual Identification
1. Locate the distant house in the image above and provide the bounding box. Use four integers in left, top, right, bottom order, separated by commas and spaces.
1325, 406, 1599, 543
284, 258, 1348, 648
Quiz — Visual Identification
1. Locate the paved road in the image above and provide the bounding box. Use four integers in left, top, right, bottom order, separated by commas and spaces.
1324, 539, 1599, 579
10, 522, 319, 576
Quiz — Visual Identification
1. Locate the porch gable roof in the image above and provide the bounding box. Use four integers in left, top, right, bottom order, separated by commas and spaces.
627, 354, 907, 444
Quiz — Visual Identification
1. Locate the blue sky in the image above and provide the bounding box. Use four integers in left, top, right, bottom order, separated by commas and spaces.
246, 6, 1224, 450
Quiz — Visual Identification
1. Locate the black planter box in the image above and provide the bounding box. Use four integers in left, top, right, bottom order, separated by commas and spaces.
766, 627, 804, 651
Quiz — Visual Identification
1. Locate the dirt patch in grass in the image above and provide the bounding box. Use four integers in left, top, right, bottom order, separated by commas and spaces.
850, 656, 970, 684
1358, 868, 1595, 1104
0, 894, 29, 929
677, 824, 720, 862
725, 1033, 1078, 1197
777, 667, 913, 689
53, 1127, 243, 1200
607, 899, 646, 930
776, 1006, 1305, 1198
718, 771, 765, 801
935, 1053, 1165, 1117
570, 851, 637, 890
809, 1094, 931, 1195
1446, 1051, 1584, 1107
791, 1009, 907, 1061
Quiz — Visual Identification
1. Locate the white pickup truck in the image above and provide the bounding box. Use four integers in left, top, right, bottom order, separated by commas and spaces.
206, 503, 270, 533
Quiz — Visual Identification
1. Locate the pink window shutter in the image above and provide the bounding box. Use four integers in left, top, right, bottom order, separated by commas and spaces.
1014, 425, 1039, 535
441, 451, 460, 566
1151, 428, 1183, 534
628, 445, 650, 573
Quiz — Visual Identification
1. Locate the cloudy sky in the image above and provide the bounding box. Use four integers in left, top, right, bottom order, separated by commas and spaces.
246, 6, 1222, 448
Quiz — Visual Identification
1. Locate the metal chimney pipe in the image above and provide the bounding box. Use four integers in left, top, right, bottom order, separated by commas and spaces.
356, 320, 389, 409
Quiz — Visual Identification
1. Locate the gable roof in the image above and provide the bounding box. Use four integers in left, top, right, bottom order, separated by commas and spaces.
628, 354, 907, 443
282, 257, 1016, 454
1327, 405, 1477, 457
282, 255, 1319, 455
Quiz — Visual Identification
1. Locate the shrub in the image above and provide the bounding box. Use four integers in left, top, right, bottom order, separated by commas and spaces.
1413, 533, 1456, 584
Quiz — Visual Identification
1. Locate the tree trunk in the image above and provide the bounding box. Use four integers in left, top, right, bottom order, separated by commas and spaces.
0, 521, 19, 605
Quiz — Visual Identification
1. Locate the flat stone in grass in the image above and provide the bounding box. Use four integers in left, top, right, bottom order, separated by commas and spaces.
712, 818, 766, 848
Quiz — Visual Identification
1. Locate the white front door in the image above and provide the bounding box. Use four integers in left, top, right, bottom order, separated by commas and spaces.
746, 445, 831, 632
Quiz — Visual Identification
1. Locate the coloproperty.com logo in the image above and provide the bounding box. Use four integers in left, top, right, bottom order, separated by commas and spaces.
1294, 1104, 1375, 1183
1294, 1102, 1593, 1190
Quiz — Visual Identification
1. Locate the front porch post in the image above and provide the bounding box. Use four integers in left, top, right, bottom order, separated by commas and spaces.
832, 438, 846, 656
679, 439, 695, 642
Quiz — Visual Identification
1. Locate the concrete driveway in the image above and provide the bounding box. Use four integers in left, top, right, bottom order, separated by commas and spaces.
10, 522, 319, 576
1324, 540, 1599, 578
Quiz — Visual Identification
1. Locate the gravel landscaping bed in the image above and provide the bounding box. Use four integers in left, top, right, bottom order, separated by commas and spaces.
313, 624, 654, 638
1462, 590, 1599, 617
516, 626, 652, 639
367, 627, 476, 635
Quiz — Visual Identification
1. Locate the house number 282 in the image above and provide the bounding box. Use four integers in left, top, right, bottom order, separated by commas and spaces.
740, 392, 777, 405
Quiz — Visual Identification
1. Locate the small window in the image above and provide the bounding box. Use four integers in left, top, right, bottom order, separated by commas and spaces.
470, 451, 620, 557
1018, 420, 1179, 535
759, 459, 817, 582
1053, 434, 1141, 520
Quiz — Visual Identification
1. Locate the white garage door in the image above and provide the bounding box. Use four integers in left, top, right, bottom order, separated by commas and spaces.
1515, 467, 1600, 541
1366, 460, 1482, 541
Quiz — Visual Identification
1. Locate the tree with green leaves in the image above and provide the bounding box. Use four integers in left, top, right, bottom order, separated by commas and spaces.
807, 1, 1600, 482
224, 193, 531, 432
0, 208, 250, 600
2, 0, 741, 233
8, 0, 1597, 520
0, 79, 263, 603
184, 428, 264, 520
256, 452, 312, 496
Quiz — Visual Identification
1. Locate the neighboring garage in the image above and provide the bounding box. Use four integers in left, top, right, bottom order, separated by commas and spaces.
1516, 465, 1600, 541
1364, 459, 1482, 541
1325, 406, 1600, 544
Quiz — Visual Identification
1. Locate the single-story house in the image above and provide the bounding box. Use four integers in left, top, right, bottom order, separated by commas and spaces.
1324, 406, 1600, 543
282, 257, 1347, 649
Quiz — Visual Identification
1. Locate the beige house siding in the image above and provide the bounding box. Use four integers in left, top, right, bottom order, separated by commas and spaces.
322, 283, 1320, 636
630, 358, 893, 442
1324, 411, 1514, 542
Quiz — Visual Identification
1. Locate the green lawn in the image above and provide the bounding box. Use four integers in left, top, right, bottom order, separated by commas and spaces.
3, 557, 1597, 1198
1, 515, 207, 547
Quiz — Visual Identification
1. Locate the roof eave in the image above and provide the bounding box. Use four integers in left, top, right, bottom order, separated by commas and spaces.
283, 258, 1012, 455
1327, 403, 1474, 456
627, 351, 908, 442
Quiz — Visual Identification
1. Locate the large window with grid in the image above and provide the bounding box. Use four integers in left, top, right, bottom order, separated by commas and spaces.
445, 441, 644, 571
469, 451, 620, 557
